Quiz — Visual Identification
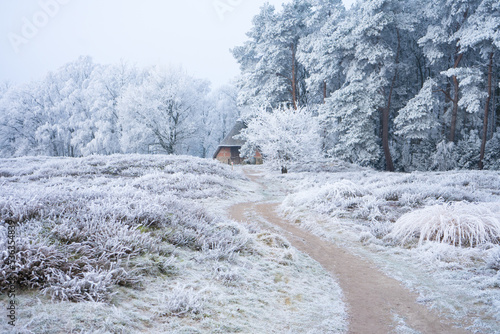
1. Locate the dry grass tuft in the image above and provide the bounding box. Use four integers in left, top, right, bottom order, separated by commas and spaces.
388, 202, 500, 247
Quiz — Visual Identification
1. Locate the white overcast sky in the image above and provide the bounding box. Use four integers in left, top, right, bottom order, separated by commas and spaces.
0, 0, 355, 88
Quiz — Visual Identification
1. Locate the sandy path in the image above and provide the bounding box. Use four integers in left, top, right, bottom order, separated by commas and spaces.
228, 169, 470, 334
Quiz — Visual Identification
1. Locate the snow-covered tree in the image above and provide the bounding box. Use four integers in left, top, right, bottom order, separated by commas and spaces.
418, 0, 482, 143
456, 0, 500, 168
298, 0, 346, 104
395, 79, 439, 141
233, 1, 312, 109
432, 140, 458, 171
83, 61, 139, 155
319, 0, 420, 170
199, 84, 240, 158
0, 58, 220, 159
118, 66, 209, 155
239, 107, 322, 172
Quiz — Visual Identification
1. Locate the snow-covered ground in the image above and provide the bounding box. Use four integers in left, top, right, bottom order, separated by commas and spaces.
271, 160, 500, 333
0, 155, 346, 333
3, 155, 498, 333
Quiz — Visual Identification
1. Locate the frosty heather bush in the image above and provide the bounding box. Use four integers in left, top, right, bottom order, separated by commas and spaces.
157, 285, 206, 317
0, 236, 68, 291
43, 268, 116, 303
388, 202, 500, 247
487, 247, 500, 270
282, 179, 366, 215
211, 264, 243, 286
282, 180, 387, 224
51, 218, 161, 260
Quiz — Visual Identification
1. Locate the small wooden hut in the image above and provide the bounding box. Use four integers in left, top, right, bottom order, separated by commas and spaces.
213, 121, 262, 165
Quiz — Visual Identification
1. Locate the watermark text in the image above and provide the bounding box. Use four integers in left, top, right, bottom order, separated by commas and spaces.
8, 0, 72, 54
213, 0, 244, 21
5, 220, 16, 327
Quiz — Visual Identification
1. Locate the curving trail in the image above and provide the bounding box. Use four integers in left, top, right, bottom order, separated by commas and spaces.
228, 168, 470, 334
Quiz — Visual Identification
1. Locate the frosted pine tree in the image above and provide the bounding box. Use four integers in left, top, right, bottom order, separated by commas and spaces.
394, 79, 440, 170
418, 0, 482, 143
320, 0, 418, 169
456, 0, 500, 168
232, 1, 311, 109
297, 0, 346, 105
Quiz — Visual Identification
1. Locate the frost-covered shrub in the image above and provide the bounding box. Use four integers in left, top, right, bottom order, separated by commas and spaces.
282, 180, 388, 223
432, 141, 458, 171
0, 197, 47, 223
283, 180, 365, 215
484, 131, 500, 170
388, 202, 500, 247
42, 268, 115, 303
487, 247, 500, 270
456, 130, 481, 169
51, 218, 160, 261
212, 265, 243, 286
0, 235, 68, 291
285, 158, 360, 173
157, 285, 206, 317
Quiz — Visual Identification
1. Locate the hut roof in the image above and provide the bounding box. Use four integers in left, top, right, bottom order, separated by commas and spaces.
213, 121, 247, 158
219, 121, 246, 147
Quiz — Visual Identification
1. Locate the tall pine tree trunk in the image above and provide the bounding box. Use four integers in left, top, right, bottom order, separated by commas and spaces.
489, 68, 497, 139
381, 29, 400, 172
323, 81, 327, 104
291, 43, 298, 110
479, 52, 494, 170
381, 106, 394, 171
449, 52, 464, 143
449, 9, 469, 143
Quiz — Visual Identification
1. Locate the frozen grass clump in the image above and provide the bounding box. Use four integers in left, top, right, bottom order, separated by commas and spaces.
211, 264, 243, 286
156, 285, 206, 317
282, 179, 389, 229
42, 268, 115, 303
487, 247, 500, 270
0, 231, 68, 290
387, 202, 500, 247
282, 179, 366, 215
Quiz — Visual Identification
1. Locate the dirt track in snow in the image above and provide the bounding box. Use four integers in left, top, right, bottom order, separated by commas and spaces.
228, 168, 470, 334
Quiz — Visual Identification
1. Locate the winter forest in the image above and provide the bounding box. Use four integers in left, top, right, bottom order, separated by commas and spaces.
0, 58, 240, 160
1, 0, 499, 172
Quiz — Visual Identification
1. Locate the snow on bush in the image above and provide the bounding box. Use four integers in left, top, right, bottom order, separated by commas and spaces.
487, 247, 500, 270
42, 268, 117, 303
281, 179, 388, 235
156, 285, 206, 317
283, 179, 365, 215
387, 202, 500, 247
239, 107, 322, 172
